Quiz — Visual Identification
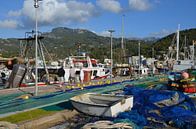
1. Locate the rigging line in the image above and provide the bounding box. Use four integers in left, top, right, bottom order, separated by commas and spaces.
40, 40, 53, 62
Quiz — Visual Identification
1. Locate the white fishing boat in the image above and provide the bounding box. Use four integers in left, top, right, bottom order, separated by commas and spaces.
70, 93, 133, 117
166, 24, 195, 71
61, 54, 110, 82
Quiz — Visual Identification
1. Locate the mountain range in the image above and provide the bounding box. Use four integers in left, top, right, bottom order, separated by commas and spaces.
0, 27, 195, 63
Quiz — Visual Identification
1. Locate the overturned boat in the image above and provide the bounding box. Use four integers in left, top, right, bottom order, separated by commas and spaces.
70, 93, 133, 117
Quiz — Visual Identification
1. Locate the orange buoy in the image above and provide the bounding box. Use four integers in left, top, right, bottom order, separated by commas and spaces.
181, 72, 189, 79
8, 60, 12, 65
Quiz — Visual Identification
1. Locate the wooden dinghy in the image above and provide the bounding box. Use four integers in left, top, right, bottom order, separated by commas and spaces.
70, 93, 133, 117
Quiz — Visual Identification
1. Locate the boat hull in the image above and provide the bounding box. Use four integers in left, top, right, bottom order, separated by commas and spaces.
70, 93, 133, 117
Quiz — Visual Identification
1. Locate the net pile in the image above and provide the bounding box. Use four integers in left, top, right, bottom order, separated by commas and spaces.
82, 120, 133, 129
115, 86, 196, 128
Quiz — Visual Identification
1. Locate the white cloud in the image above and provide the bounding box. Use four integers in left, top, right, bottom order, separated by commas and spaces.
129, 0, 151, 11
0, 20, 19, 29
150, 29, 174, 37
96, 0, 122, 13
1, 0, 97, 29
8, 10, 22, 17
97, 30, 110, 37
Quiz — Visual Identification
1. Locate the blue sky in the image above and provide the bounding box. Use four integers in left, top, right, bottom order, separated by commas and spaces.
0, 0, 195, 38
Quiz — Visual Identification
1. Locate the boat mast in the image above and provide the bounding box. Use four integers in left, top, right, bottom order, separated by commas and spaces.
138, 42, 141, 77
121, 14, 126, 63
184, 35, 187, 60
152, 47, 154, 58
193, 40, 196, 66
176, 24, 180, 61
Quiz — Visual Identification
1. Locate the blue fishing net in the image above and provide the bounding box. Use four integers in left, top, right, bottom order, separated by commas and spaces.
114, 110, 146, 129
116, 86, 196, 129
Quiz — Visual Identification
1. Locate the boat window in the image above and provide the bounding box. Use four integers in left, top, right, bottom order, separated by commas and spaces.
83, 62, 88, 67
75, 71, 80, 75
92, 63, 97, 67
105, 69, 110, 74
93, 70, 97, 76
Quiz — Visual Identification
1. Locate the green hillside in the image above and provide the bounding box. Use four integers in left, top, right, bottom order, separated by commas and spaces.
153, 28, 196, 58
41, 27, 155, 63
0, 27, 195, 63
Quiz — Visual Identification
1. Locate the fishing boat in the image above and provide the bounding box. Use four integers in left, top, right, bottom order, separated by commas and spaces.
70, 93, 133, 117
35, 53, 110, 81
64, 54, 111, 82
166, 24, 195, 71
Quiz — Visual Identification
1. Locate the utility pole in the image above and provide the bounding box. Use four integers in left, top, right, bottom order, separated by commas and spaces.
34, 0, 42, 96
108, 29, 115, 79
